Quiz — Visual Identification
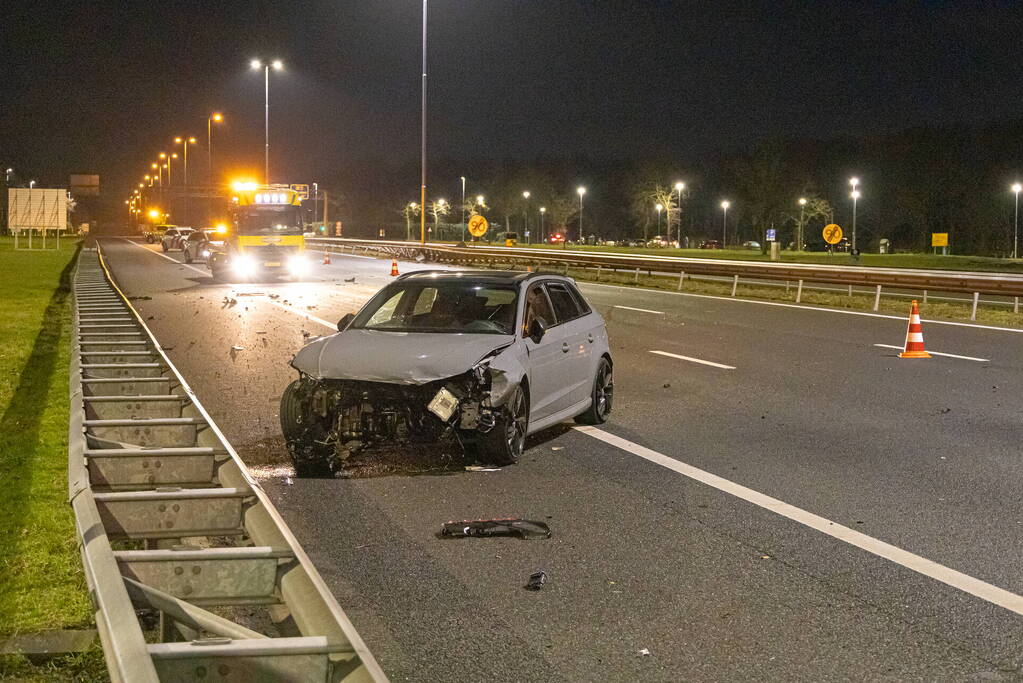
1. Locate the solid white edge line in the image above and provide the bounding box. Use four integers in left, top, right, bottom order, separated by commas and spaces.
582, 281, 1023, 334
650, 349, 736, 370
613, 305, 665, 315
127, 239, 212, 277
574, 425, 1023, 617
872, 343, 990, 362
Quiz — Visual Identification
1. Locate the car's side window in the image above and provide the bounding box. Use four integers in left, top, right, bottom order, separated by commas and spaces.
566, 283, 591, 315
522, 283, 555, 336
546, 282, 582, 323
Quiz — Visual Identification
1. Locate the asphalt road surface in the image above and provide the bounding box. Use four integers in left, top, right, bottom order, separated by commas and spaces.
98, 238, 1023, 682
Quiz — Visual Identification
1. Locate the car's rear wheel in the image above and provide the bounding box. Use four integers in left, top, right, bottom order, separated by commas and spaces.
160, 241, 168, 252
574, 357, 613, 425
480, 384, 528, 466
280, 379, 333, 477
183, 247, 193, 263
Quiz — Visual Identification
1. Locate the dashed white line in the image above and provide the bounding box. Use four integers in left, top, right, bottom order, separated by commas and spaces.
613, 305, 665, 315
872, 343, 990, 362
574, 424, 1023, 617
649, 349, 736, 370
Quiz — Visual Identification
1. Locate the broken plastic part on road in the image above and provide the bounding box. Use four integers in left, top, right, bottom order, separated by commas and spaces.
526, 570, 548, 590
441, 518, 552, 539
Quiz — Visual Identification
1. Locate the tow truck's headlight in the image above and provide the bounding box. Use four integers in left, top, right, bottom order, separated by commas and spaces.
287, 254, 311, 276
233, 254, 257, 276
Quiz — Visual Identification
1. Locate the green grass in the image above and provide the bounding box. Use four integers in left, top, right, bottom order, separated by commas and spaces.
443, 240, 1023, 274
0, 237, 106, 680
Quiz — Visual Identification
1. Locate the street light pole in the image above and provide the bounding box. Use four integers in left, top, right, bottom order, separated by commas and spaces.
798, 197, 807, 251
250, 60, 282, 184
420, 0, 428, 244
460, 176, 466, 242
539, 207, 546, 242
654, 203, 663, 242
208, 112, 222, 187
721, 200, 730, 245
576, 186, 586, 245
849, 177, 860, 252
674, 181, 684, 246
522, 190, 530, 244
1013, 184, 1022, 259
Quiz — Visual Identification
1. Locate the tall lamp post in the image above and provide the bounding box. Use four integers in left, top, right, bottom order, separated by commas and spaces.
250, 59, 283, 184
797, 197, 807, 251
721, 200, 730, 245
576, 186, 586, 245
522, 191, 531, 244
539, 206, 546, 242
420, 0, 428, 243
849, 177, 860, 252
460, 176, 466, 242
674, 181, 684, 246
175, 136, 197, 225
654, 203, 663, 242
208, 112, 223, 186
1013, 183, 1022, 259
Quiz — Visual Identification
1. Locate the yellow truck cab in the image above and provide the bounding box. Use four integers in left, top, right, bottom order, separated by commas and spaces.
208, 184, 312, 280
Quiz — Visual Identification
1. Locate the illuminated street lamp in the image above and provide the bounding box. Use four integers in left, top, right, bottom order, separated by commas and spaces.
721, 200, 730, 245
250, 59, 283, 183
29, 180, 36, 189
522, 190, 531, 243
406, 202, 419, 241
539, 206, 546, 241
673, 181, 685, 245
208, 112, 223, 185
849, 178, 861, 252
176, 136, 198, 225
1012, 183, 1023, 259
576, 186, 587, 244
798, 197, 808, 251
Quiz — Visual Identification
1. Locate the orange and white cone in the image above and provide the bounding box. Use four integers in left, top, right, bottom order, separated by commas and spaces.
322, 251, 331, 265
899, 300, 931, 358
390, 259, 399, 276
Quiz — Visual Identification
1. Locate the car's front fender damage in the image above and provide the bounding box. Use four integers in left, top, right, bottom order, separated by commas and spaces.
281, 343, 525, 474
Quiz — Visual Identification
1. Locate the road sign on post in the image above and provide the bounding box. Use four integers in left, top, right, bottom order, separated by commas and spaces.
468, 214, 489, 238
766, 228, 777, 242
823, 224, 843, 245
932, 232, 948, 255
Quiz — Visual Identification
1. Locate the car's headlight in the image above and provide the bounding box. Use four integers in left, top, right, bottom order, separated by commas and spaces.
287, 254, 310, 276
233, 254, 257, 276
201, 249, 211, 258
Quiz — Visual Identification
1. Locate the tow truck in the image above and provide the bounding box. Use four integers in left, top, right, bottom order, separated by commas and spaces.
207, 183, 314, 281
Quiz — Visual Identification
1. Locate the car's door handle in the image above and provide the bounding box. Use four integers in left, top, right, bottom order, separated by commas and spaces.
562, 342, 570, 353
587, 333, 594, 343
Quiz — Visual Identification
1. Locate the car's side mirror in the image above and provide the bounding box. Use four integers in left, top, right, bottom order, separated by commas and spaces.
337, 313, 355, 332
527, 317, 547, 344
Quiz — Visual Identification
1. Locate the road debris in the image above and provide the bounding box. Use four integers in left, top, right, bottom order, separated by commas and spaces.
551, 446, 564, 451
231, 345, 244, 351
302, 329, 312, 338
638, 648, 651, 657
441, 518, 551, 539
663, 382, 671, 388
344, 276, 356, 283
526, 570, 548, 591
465, 465, 501, 472
128, 295, 152, 301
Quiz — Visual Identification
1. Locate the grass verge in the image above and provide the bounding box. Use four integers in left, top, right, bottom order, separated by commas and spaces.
0, 238, 107, 681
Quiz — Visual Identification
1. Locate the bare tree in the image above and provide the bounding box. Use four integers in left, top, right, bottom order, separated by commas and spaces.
428, 199, 451, 238
401, 201, 421, 241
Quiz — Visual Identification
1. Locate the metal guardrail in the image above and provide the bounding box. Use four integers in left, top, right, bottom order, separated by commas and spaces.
69, 247, 388, 682
308, 237, 1023, 317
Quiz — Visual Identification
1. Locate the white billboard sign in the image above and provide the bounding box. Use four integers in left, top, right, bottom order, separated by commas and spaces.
8, 188, 67, 232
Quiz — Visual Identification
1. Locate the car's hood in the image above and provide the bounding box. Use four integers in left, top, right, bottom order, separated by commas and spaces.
292, 329, 515, 384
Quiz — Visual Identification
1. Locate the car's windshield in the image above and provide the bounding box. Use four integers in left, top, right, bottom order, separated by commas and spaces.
352, 281, 518, 334
235, 207, 304, 236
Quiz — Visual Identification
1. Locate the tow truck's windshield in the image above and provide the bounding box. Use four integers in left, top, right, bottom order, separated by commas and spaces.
235, 207, 304, 236
353, 282, 518, 334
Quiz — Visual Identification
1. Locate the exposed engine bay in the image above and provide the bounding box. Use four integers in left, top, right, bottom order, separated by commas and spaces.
281, 353, 513, 476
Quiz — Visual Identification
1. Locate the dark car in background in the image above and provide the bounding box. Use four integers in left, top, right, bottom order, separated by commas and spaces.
699, 239, 723, 249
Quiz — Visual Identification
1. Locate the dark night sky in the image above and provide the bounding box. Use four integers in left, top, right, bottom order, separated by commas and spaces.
2, 1, 1022, 220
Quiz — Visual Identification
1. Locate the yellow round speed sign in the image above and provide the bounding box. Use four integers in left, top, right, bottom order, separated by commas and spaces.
822, 223, 843, 245
468, 214, 489, 237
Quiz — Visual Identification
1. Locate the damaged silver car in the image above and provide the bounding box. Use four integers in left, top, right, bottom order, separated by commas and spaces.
281, 270, 613, 475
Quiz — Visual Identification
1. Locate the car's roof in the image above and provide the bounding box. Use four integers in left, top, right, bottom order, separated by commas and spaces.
395, 269, 564, 285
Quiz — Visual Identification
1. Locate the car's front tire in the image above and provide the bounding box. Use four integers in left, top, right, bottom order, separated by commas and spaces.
280, 379, 333, 477
160, 241, 169, 252
480, 384, 528, 466
183, 248, 193, 264
574, 357, 613, 425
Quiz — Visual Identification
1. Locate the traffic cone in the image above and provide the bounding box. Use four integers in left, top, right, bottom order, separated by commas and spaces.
322, 251, 331, 265
390, 259, 399, 276
898, 300, 931, 358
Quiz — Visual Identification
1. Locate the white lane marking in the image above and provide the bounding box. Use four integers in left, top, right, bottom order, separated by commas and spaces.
574, 425, 1023, 617
872, 343, 990, 362
583, 282, 1023, 334
268, 300, 337, 331
649, 349, 736, 370
127, 240, 211, 276
613, 305, 665, 315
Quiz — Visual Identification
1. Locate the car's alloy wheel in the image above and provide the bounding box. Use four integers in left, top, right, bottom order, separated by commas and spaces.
574, 357, 613, 425
505, 386, 528, 457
